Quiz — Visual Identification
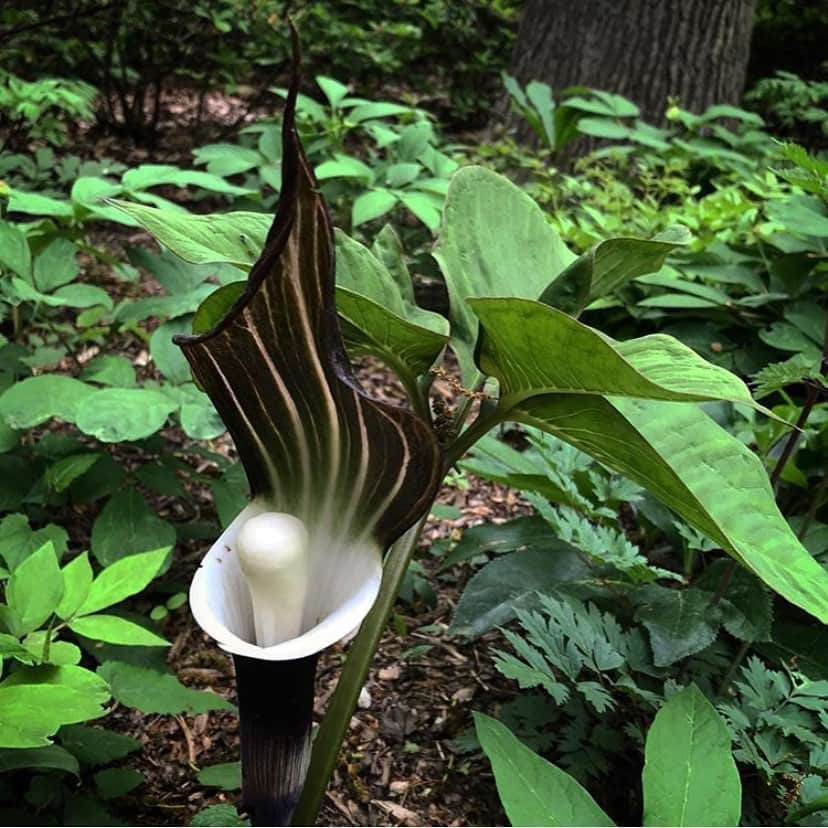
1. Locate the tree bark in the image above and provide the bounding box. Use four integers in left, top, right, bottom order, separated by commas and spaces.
509, 0, 758, 126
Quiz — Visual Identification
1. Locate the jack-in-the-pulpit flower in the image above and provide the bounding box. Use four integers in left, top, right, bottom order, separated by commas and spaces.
175, 29, 442, 827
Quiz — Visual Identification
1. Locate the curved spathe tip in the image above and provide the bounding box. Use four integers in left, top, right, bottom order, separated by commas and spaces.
190, 501, 382, 661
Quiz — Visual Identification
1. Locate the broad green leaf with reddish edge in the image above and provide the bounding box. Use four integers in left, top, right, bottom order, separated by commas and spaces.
643, 685, 740, 826
475, 712, 614, 827
174, 72, 442, 662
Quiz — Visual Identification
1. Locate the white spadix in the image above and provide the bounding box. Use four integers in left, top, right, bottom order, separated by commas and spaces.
236, 512, 308, 647
189, 501, 383, 661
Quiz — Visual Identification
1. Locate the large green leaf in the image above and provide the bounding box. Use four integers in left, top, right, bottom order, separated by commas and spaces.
513, 395, 828, 623
471, 297, 760, 411
475, 712, 614, 827
433, 166, 575, 382
110, 201, 271, 267
122, 164, 254, 197
336, 228, 449, 381
56, 553, 93, 620
642, 684, 740, 826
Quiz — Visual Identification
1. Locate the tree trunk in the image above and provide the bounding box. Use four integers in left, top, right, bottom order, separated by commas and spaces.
509, 0, 758, 126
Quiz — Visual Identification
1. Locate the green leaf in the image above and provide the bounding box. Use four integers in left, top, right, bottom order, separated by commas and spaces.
122, 163, 252, 196
114, 285, 214, 325
94, 767, 144, 800
642, 684, 740, 826
54, 283, 114, 311
335, 230, 448, 378
695, 560, 772, 642
352, 188, 399, 227
0, 632, 36, 665
69, 614, 169, 646
539, 231, 691, 314
58, 725, 140, 768
76, 388, 177, 442
7, 189, 74, 219
80, 355, 136, 388
6, 542, 63, 635
0, 666, 109, 748
33, 238, 79, 292
128, 247, 227, 295
0, 514, 68, 571
179, 391, 225, 440
450, 545, 590, 638
193, 144, 262, 177
471, 298, 760, 411
753, 353, 826, 400
45, 454, 102, 492
513, 395, 828, 623
315, 154, 374, 181
0, 375, 95, 429
191, 282, 246, 335
399, 191, 442, 231
56, 553, 93, 620
110, 201, 271, 267
0, 745, 79, 776
22, 633, 81, 666
0, 221, 31, 279
475, 713, 614, 827
441, 514, 561, 570
433, 166, 576, 382
192, 804, 249, 827
79, 547, 170, 616
150, 317, 193, 384
97, 661, 233, 715
90, 489, 175, 567
198, 761, 241, 790
634, 586, 720, 666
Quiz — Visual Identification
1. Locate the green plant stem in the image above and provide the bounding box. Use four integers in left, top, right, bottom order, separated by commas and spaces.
443, 408, 501, 471
290, 515, 428, 827
41, 616, 55, 662
718, 639, 751, 697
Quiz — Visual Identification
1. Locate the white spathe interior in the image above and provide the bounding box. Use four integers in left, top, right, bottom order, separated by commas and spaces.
189, 500, 383, 661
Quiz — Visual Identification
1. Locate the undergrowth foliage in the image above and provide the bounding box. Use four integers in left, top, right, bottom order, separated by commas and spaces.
0, 26, 825, 825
